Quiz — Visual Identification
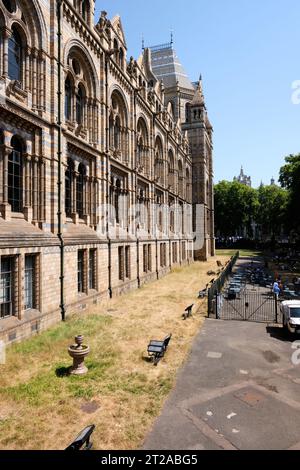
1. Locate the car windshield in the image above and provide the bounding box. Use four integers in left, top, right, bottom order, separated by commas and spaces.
290, 308, 300, 319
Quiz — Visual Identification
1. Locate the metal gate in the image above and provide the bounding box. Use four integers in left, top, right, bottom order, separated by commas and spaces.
217, 291, 279, 323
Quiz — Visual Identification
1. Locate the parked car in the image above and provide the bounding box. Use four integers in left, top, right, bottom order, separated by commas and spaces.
281, 300, 300, 335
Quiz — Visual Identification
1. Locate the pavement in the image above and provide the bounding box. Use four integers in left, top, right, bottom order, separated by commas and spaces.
143, 318, 300, 450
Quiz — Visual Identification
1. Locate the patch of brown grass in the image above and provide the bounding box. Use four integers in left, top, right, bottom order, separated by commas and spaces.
0, 256, 229, 450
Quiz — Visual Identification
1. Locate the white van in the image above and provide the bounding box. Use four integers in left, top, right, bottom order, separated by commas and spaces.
281, 301, 300, 335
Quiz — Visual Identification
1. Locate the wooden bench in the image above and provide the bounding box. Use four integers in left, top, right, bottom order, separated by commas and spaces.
183, 304, 194, 320
147, 334, 172, 365
65, 425, 95, 451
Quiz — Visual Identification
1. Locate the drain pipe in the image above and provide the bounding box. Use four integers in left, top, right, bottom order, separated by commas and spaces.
105, 52, 113, 298
134, 88, 141, 288
57, 0, 66, 321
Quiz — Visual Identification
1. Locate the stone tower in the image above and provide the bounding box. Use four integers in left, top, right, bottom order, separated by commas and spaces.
150, 42, 215, 260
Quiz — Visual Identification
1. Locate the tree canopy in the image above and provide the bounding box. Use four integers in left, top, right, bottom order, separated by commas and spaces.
214, 180, 288, 240
279, 154, 300, 234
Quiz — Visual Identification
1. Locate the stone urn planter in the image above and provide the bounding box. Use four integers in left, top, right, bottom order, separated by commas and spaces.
68, 335, 90, 375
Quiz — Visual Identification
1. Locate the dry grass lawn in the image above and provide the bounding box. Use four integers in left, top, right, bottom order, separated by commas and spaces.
0, 256, 230, 450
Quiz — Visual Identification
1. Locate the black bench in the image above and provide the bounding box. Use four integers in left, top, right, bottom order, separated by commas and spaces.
65, 425, 95, 451
198, 289, 207, 299
147, 334, 172, 365
183, 304, 194, 320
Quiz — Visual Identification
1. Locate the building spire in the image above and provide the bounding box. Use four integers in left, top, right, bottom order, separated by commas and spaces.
191, 73, 205, 106
170, 29, 174, 45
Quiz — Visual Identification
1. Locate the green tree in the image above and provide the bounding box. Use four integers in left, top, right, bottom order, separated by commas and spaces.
279, 154, 300, 236
256, 184, 288, 239
214, 181, 259, 238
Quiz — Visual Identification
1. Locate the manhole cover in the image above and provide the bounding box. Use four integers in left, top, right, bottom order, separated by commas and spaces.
80, 401, 100, 414
234, 388, 266, 407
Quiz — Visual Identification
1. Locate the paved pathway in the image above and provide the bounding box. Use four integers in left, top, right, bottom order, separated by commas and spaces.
143, 317, 300, 450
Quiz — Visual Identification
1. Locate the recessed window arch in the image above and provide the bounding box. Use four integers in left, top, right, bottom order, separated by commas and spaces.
76, 163, 86, 219
114, 115, 121, 150
154, 136, 164, 183
137, 117, 149, 173
65, 158, 74, 217
8, 25, 23, 82
3, 0, 16, 14
178, 160, 183, 196
109, 90, 128, 160
82, 0, 90, 23
8, 135, 24, 213
168, 150, 175, 191
119, 48, 124, 69
76, 83, 85, 125
65, 76, 72, 121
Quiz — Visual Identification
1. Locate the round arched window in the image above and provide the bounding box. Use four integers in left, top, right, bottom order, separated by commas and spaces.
72, 58, 81, 76
3, 0, 17, 14
8, 26, 22, 81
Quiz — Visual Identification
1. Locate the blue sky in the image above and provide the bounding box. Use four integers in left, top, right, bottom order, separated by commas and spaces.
96, 0, 300, 187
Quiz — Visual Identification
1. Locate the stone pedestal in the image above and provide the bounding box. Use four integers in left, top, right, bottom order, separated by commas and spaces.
68, 335, 90, 375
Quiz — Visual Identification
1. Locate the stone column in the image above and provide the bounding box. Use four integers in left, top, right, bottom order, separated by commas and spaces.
23, 153, 33, 223
32, 155, 39, 223
39, 157, 46, 223
39, 51, 46, 111
73, 86, 77, 127
25, 47, 31, 92
72, 162, 79, 224
32, 48, 38, 110
0, 145, 12, 220
2, 28, 11, 78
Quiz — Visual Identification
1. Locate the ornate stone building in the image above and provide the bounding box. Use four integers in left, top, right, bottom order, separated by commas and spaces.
234, 166, 252, 187
0, 0, 214, 344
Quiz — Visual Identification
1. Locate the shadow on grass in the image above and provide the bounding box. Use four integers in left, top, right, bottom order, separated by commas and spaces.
142, 355, 154, 364
56, 366, 71, 377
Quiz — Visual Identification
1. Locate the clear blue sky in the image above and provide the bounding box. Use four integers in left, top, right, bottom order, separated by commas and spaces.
96, 0, 300, 187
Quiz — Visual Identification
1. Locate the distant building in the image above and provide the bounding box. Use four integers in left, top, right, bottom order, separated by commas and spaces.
234, 167, 252, 187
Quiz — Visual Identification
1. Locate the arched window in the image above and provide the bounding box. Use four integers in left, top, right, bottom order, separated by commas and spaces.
82, 0, 90, 23
137, 118, 148, 173
185, 103, 190, 122
109, 91, 128, 159
137, 138, 143, 166
109, 113, 114, 149
114, 39, 119, 64
76, 163, 86, 219
8, 26, 22, 82
178, 160, 183, 196
8, 136, 23, 213
186, 168, 191, 201
65, 158, 74, 217
76, 84, 84, 125
114, 115, 121, 150
154, 137, 164, 183
3, 0, 16, 14
65, 77, 72, 121
119, 48, 124, 69
168, 150, 174, 191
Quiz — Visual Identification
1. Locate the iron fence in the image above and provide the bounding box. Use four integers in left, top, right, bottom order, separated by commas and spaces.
207, 251, 239, 317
